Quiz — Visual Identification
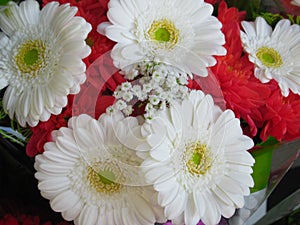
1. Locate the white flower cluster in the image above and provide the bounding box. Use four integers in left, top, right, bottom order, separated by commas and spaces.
111, 62, 190, 119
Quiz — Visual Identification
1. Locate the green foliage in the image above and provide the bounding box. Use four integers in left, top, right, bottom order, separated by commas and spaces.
0, 98, 31, 146
0, 108, 6, 121
0, 129, 25, 146
0, 98, 7, 121
250, 136, 280, 193
255, 12, 284, 26
0, 0, 10, 6
287, 15, 300, 25
254, 12, 300, 27
288, 208, 300, 225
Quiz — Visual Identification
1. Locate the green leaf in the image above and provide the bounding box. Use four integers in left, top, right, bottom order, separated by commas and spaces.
0, 128, 26, 146
0, 0, 10, 6
251, 146, 274, 193
0, 98, 8, 120
257, 136, 280, 147
0, 97, 32, 144
250, 136, 280, 193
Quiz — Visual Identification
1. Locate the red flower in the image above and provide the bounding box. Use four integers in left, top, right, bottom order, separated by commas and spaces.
0, 214, 69, 225
76, 0, 115, 67
0, 214, 18, 225
209, 1, 271, 137
217, 1, 246, 25
260, 81, 300, 142
26, 96, 74, 157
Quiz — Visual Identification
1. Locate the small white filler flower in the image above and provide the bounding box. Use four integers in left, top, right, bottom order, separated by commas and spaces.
35, 113, 165, 225
98, 0, 226, 76
240, 17, 300, 97
0, 0, 92, 126
141, 90, 255, 225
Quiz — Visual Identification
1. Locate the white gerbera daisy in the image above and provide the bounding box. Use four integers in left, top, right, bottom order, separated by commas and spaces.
141, 90, 255, 225
291, 0, 300, 7
35, 113, 165, 225
240, 17, 300, 97
0, 0, 91, 127
98, 0, 226, 76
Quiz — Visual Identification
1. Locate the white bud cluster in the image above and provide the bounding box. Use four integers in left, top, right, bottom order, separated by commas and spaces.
112, 62, 190, 119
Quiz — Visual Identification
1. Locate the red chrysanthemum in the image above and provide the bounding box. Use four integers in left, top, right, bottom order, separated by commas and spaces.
260, 81, 300, 142
209, 1, 271, 137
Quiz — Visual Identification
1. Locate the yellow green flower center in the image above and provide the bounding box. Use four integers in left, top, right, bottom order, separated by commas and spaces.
147, 19, 179, 48
256, 47, 283, 68
15, 39, 46, 77
186, 142, 212, 175
88, 165, 122, 195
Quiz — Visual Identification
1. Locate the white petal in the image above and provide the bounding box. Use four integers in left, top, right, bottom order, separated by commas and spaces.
184, 197, 200, 225
77, 205, 98, 225
61, 200, 83, 221
226, 171, 254, 188
38, 177, 70, 192
193, 190, 206, 218
129, 194, 156, 224
164, 189, 187, 219
19, 0, 40, 25
50, 190, 80, 212
157, 182, 180, 207
201, 193, 222, 225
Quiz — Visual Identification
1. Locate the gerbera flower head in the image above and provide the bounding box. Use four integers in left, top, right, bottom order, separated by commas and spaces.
98, 0, 226, 76
35, 113, 165, 225
240, 16, 300, 97
0, 0, 91, 127
141, 90, 254, 225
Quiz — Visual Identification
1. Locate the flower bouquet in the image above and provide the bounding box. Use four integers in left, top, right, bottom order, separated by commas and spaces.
0, 0, 299, 225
